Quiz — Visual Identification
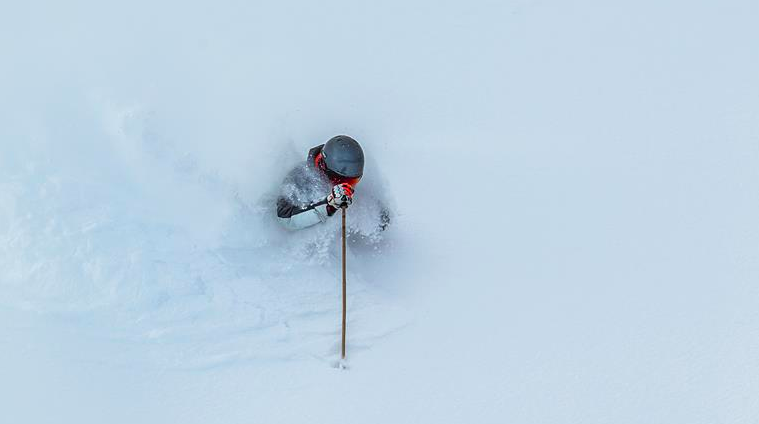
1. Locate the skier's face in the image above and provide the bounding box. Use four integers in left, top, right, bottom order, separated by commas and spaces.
328, 173, 361, 187
316, 153, 361, 187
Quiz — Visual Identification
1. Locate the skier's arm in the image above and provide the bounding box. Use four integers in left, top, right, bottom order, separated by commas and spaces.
276, 184, 353, 231
276, 197, 335, 230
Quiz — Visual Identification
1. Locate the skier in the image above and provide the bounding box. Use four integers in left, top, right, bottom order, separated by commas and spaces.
277, 135, 373, 231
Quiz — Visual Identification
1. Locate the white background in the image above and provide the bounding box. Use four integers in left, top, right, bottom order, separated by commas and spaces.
1, 1, 758, 423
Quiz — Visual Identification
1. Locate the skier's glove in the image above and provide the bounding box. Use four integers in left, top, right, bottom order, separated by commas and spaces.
327, 183, 354, 209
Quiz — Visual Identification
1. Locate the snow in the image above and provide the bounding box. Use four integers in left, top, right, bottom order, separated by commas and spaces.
1, 0, 759, 423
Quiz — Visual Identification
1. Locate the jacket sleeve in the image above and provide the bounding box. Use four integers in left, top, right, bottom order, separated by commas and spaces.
277, 197, 335, 230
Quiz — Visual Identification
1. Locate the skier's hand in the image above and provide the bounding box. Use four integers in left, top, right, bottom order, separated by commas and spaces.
327, 183, 354, 209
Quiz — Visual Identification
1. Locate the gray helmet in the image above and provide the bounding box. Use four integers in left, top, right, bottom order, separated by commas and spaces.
321, 135, 365, 178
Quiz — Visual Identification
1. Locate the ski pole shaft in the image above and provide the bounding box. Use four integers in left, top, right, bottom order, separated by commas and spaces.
341, 206, 347, 360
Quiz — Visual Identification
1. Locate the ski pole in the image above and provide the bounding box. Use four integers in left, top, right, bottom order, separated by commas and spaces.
341, 205, 347, 360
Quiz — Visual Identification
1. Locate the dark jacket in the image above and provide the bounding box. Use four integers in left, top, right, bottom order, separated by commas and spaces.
276, 145, 336, 230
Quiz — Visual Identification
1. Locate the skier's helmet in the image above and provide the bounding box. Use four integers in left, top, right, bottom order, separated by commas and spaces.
318, 135, 364, 185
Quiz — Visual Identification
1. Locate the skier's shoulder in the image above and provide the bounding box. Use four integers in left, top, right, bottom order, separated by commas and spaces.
307, 144, 325, 164
282, 144, 326, 184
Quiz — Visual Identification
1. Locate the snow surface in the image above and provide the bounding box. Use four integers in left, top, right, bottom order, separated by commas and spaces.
1, 0, 759, 423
